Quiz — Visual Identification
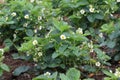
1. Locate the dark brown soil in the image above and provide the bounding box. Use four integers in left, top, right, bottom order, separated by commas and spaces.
2, 51, 35, 80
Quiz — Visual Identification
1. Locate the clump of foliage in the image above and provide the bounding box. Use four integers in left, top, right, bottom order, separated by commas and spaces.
0, 49, 9, 76
0, 0, 120, 79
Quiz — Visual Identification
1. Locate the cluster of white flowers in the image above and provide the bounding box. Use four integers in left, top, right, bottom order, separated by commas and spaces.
24, 14, 29, 19
99, 33, 103, 38
33, 58, 38, 62
6, 17, 8, 21
30, 0, 34, 3
34, 29, 37, 33
80, 9, 85, 14
11, 12, 17, 17
13, 34, 17, 39
33, 40, 38, 45
23, 23, 28, 27
60, 34, 66, 40
44, 72, 51, 77
38, 16, 42, 21
41, 8, 45, 13
58, 16, 63, 21
109, 70, 113, 73
36, 0, 42, 4
110, 14, 113, 17
90, 48, 94, 53
114, 69, 120, 77
76, 28, 83, 34
15, 30, 18, 34
88, 41, 94, 52
39, 26, 42, 30
89, 5, 95, 13
0, 49, 4, 55
38, 52, 42, 57
95, 61, 101, 67
117, 0, 120, 2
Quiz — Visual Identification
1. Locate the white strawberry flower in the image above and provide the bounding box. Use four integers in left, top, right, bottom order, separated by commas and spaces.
23, 23, 28, 27
89, 7, 95, 13
41, 8, 45, 13
33, 58, 38, 62
76, 28, 83, 34
95, 61, 101, 67
34, 29, 37, 33
11, 12, 17, 17
13, 34, 17, 39
38, 16, 42, 20
80, 9, 85, 14
114, 69, 120, 77
38, 52, 42, 57
30, 0, 34, 3
33, 40, 38, 45
6, 17, 8, 21
99, 33, 103, 38
44, 72, 51, 77
117, 0, 120, 2
24, 14, 29, 19
90, 48, 94, 53
39, 26, 42, 30
60, 34, 66, 40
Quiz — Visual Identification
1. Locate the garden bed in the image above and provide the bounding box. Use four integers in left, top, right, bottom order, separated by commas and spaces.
2, 51, 35, 80
1, 51, 120, 80
1, 0, 120, 80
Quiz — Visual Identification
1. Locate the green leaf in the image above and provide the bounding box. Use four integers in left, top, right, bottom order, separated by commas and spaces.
48, 63, 59, 68
18, 40, 34, 52
66, 68, 80, 80
13, 65, 30, 76
83, 78, 95, 80
0, 69, 3, 76
104, 77, 112, 80
87, 15, 95, 22
32, 75, 52, 80
59, 45, 68, 52
106, 41, 115, 48
100, 22, 115, 34
114, 53, 120, 61
53, 18, 71, 32
16, 28, 25, 30
32, 72, 58, 80
60, 73, 70, 80
76, 0, 89, 6
52, 52, 59, 59
12, 53, 31, 60
4, 39, 13, 48
94, 48, 111, 61
84, 65, 96, 72
5, 21, 15, 24
50, 72, 58, 80
0, 63, 10, 72
102, 70, 115, 77
73, 47, 80, 56
94, 13, 104, 20
70, 34, 88, 41
26, 29, 34, 37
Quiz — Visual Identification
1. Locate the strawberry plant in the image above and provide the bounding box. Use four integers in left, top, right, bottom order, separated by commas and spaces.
0, 0, 120, 79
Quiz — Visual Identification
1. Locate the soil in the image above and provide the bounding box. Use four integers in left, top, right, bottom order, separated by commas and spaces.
2, 51, 119, 80
2, 51, 35, 80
